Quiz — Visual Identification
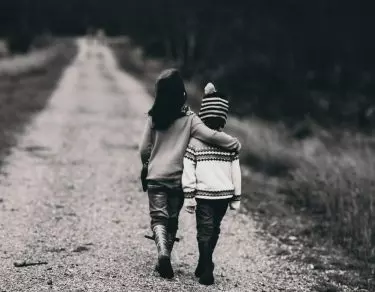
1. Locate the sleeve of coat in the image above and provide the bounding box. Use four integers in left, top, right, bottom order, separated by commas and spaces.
182, 144, 197, 199
231, 152, 242, 202
139, 118, 153, 165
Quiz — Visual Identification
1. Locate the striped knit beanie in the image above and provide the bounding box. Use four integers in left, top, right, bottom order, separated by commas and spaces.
199, 83, 229, 122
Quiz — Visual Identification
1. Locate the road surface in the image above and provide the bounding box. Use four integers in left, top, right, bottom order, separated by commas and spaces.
0, 39, 317, 291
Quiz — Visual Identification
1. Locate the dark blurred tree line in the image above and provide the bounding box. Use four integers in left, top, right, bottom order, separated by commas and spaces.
1, 0, 374, 128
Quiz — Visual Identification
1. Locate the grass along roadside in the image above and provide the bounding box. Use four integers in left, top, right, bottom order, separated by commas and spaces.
0, 39, 77, 167
0, 39, 67, 76
0, 48, 56, 76
110, 37, 375, 291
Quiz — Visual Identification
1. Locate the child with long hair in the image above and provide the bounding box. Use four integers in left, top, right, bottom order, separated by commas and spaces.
139, 69, 240, 279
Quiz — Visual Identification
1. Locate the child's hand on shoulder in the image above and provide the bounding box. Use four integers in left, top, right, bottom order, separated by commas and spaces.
234, 140, 241, 152
185, 198, 197, 214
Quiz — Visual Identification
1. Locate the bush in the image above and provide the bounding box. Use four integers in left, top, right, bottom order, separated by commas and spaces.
30, 32, 54, 50
0, 40, 9, 58
6, 30, 34, 54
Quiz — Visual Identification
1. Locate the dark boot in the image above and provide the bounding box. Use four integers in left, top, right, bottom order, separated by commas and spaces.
153, 225, 174, 279
198, 241, 214, 285
206, 235, 218, 274
167, 231, 177, 254
210, 235, 218, 271
211, 235, 219, 253
196, 236, 218, 278
194, 242, 205, 277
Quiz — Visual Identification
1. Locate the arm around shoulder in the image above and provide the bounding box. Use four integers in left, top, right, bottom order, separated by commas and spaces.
190, 115, 241, 151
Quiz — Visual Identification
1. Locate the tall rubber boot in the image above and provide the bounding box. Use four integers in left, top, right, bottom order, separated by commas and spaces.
210, 235, 219, 253
195, 242, 205, 277
167, 231, 177, 254
198, 241, 214, 285
153, 225, 174, 279
196, 235, 218, 277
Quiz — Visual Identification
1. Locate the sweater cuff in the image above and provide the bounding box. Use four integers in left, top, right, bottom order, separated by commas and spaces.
184, 191, 196, 199
232, 195, 241, 201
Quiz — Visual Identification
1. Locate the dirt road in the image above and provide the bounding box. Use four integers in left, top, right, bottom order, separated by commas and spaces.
0, 39, 318, 291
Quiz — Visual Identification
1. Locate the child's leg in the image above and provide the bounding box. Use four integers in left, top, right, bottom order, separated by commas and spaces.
195, 199, 215, 285
166, 186, 184, 253
211, 199, 230, 253
147, 181, 174, 279
196, 199, 215, 243
147, 182, 169, 230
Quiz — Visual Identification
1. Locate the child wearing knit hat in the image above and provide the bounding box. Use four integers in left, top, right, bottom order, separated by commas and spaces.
182, 82, 242, 286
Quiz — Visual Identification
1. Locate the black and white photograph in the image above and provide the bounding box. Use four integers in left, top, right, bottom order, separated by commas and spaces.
0, 1, 374, 291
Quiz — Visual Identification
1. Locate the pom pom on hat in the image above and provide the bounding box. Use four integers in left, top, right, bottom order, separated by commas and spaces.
204, 82, 216, 94
199, 82, 229, 122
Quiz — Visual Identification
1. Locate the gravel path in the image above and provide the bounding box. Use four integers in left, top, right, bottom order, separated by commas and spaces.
0, 39, 318, 291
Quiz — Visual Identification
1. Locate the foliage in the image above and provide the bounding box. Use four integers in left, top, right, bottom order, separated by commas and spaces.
3, 0, 371, 127
6, 30, 34, 53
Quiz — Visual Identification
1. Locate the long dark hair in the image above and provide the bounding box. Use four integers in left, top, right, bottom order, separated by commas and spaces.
148, 69, 187, 130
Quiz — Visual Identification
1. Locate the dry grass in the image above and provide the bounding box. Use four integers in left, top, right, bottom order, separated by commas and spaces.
0, 40, 77, 165
226, 112, 375, 261
0, 45, 60, 76
287, 136, 375, 257
224, 119, 375, 290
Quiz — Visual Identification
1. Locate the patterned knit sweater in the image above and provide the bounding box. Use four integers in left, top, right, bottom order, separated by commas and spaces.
182, 137, 241, 201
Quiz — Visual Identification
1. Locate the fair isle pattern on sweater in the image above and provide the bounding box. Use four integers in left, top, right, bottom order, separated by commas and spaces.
184, 146, 238, 163
185, 190, 236, 199
182, 138, 242, 201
